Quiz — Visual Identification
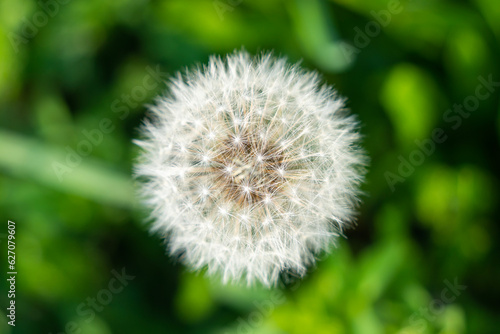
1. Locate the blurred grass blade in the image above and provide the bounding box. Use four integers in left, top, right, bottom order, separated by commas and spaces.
0, 130, 135, 207
289, 0, 354, 72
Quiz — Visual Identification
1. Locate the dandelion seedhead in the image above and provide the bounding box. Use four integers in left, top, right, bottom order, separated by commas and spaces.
134, 51, 366, 287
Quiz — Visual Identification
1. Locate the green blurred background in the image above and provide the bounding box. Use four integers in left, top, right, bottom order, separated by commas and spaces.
1, 0, 499, 333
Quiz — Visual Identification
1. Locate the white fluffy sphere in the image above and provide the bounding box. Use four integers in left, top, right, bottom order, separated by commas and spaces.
134, 51, 366, 287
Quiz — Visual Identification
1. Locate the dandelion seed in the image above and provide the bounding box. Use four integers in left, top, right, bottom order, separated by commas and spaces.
134, 51, 367, 287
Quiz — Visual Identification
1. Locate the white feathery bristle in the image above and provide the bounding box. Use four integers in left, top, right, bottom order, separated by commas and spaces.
134, 51, 366, 287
